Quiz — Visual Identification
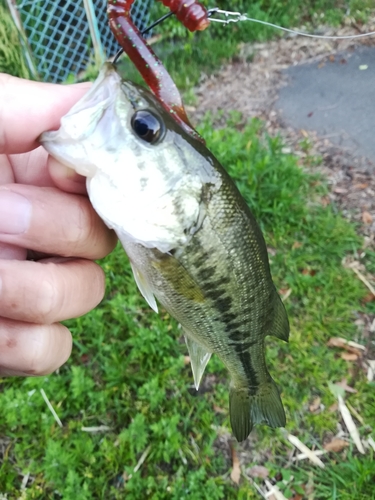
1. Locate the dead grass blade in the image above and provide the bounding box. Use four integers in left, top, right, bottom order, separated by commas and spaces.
81, 426, 111, 432
338, 395, 365, 454
40, 389, 63, 428
367, 436, 375, 452
264, 479, 288, 500
367, 360, 375, 382
293, 450, 327, 461
133, 445, 151, 473
287, 434, 325, 468
352, 268, 375, 296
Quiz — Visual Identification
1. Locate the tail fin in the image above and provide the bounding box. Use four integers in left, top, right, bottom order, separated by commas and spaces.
229, 379, 286, 442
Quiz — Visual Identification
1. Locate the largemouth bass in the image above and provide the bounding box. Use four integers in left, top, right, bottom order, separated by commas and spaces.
40, 63, 289, 442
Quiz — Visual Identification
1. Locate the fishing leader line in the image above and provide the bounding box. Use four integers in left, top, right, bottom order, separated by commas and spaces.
112, 6, 375, 64
208, 8, 375, 40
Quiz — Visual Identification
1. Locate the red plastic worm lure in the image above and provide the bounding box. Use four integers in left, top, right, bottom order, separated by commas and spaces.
107, 0, 210, 140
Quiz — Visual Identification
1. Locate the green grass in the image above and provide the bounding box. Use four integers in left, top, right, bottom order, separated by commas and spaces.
1, 117, 374, 499
0, 2, 31, 79
1, 0, 375, 498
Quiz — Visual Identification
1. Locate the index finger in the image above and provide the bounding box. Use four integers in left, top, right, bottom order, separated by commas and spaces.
0, 73, 91, 155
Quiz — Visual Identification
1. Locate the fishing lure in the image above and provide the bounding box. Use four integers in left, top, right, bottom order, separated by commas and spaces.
107, 0, 210, 139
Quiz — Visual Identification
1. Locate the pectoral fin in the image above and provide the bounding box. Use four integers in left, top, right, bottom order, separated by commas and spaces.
130, 262, 158, 313
184, 335, 211, 390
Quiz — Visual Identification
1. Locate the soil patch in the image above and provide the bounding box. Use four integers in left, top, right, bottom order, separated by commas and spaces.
192, 15, 375, 242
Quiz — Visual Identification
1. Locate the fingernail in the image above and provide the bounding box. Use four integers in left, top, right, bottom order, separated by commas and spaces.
0, 191, 32, 234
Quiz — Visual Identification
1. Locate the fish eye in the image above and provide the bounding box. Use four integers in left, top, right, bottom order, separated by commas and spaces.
131, 110, 164, 144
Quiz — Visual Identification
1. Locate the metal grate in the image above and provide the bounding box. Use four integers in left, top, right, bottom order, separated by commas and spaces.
6, 0, 152, 83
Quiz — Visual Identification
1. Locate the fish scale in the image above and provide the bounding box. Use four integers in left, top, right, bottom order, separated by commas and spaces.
40, 63, 290, 442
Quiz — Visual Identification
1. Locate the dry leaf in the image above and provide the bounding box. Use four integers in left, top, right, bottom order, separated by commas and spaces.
329, 55, 335, 62
301, 268, 316, 276
230, 447, 241, 484
336, 379, 357, 394
309, 397, 321, 413
354, 183, 368, 190
334, 187, 348, 194
247, 465, 269, 479
362, 293, 375, 304
327, 337, 364, 356
183, 356, 191, 365
280, 288, 292, 302
292, 241, 303, 250
341, 353, 358, 361
324, 438, 349, 452
320, 196, 330, 207
362, 211, 373, 224
329, 402, 338, 412
213, 405, 226, 414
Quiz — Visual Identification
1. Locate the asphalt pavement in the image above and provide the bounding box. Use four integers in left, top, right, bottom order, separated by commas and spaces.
276, 45, 375, 164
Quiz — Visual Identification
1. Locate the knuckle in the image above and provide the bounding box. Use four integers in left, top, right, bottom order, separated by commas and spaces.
64, 198, 96, 255
34, 267, 59, 323
26, 324, 72, 375
91, 264, 106, 305
26, 332, 51, 374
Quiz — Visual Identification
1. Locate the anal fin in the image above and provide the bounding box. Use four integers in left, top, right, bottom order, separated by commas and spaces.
184, 335, 211, 390
270, 292, 290, 342
130, 262, 158, 313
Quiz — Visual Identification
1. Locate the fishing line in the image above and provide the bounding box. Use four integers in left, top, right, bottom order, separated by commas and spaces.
113, 11, 175, 65
208, 8, 375, 40
113, 6, 375, 64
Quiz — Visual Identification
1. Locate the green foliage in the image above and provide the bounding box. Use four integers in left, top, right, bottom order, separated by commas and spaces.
0, 3, 31, 78
1, 0, 374, 497
0, 115, 373, 498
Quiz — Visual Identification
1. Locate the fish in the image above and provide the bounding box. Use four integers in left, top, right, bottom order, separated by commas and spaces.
40, 63, 289, 442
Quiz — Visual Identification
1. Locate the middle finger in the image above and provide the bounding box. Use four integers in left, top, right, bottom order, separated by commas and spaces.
0, 184, 117, 259
0, 258, 106, 324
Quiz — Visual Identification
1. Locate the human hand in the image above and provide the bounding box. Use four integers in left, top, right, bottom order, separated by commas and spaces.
0, 74, 117, 376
